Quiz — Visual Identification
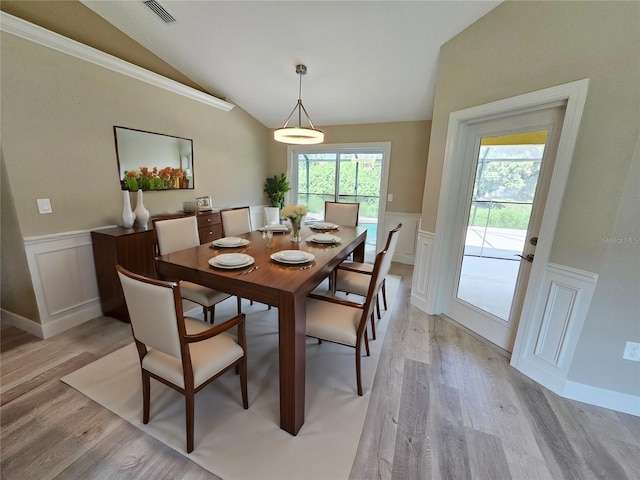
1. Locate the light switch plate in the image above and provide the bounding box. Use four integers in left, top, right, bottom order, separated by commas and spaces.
37, 198, 53, 214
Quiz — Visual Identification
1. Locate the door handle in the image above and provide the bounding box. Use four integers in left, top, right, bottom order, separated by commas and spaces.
515, 253, 535, 263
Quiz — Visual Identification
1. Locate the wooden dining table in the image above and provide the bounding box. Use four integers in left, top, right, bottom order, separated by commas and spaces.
155, 224, 367, 435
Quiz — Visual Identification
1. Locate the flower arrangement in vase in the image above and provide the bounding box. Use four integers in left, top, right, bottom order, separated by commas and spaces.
280, 204, 307, 242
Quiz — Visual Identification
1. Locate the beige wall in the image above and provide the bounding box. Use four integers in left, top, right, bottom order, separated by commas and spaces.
570, 137, 639, 394
0, 32, 268, 323
1, 33, 268, 237
423, 0, 639, 273
1, 154, 40, 322
422, 1, 639, 395
268, 121, 430, 214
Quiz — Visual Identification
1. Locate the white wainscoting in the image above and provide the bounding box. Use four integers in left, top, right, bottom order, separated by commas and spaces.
384, 212, 420, 264
410, 229, 435, 311
21, 230, 104, 339
513, 263, 598, 392
411, 242, 638, 415
10, 209, 418, 339
510, 263, 640, 416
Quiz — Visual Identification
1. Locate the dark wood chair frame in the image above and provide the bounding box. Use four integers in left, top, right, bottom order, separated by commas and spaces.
333, 223, 402, 340
306, 224, 400, 396
152, 216, 242, 323
116, 265, 248, 453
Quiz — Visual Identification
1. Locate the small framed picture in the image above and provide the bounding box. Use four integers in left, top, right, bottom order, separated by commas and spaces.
196, 196, 212, 211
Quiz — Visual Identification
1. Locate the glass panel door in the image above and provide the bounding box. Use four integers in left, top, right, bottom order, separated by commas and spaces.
296, 152, 337, 218
443, 105, 566, 351
456, 134, 546, 320
293, 148, 384, 256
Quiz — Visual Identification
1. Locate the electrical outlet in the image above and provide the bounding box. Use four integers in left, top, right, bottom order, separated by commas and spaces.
623, 341, 640, 361
387, 193, 393, 202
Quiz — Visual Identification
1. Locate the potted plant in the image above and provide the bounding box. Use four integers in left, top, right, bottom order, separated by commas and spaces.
264, 173, 291, 209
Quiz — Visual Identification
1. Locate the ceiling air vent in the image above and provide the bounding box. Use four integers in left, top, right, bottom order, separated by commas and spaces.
143, 0, 176, 24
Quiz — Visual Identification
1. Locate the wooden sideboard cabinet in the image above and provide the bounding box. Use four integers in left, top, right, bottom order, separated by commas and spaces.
196, 210, 223, 244
92, 210, 222, 322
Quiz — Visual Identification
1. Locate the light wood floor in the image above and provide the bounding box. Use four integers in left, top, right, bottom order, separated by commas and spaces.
2, 264, 638, 479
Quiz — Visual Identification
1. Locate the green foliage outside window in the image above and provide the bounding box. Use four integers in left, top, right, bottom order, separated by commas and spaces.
297, 157, 382, 218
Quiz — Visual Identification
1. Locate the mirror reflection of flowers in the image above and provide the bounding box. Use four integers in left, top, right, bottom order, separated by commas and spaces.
123, 166, 186, 191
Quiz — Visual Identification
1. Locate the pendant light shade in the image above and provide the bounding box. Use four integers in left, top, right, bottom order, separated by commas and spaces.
274, 64, 324, 145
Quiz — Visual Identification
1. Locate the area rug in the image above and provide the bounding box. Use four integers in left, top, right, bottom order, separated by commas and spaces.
61, 276, 399, 480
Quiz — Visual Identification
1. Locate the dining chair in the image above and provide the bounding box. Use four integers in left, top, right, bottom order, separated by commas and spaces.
324, 201, 360, 287
333, 224, 402, 340
324, 201, 359, 227
153, 216, 241, 323
219, 206, 269, 309
116, 265, 248, 453
220, 206, 252, 237
305, 223, 399, 396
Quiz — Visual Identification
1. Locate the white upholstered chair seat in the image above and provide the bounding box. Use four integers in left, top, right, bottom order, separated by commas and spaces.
116, 265, 248, 453
339, 261, 373, 273
303, 224, 401, 396
143, 317, 244, 389
333, 225, 402, 340
324, 201, 359, 227
153, 215, 240, 323
334, 269, 370, 298
220, 207, 252, 237
180, 281, 231, 306
306, 298, 361, 347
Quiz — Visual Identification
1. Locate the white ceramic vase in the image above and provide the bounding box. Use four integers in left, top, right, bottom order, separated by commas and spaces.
134, 190, 150, 227
121, 190, 135, 228
264, 206, 280, 225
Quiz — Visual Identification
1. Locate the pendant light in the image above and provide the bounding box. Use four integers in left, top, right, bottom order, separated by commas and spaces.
273, 64, 324, 145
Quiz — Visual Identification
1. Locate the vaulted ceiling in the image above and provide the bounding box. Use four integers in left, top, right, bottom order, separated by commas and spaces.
81, 1, 501, 128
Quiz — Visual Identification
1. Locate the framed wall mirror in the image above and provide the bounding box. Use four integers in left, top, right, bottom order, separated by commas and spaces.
114, 126, 194, 191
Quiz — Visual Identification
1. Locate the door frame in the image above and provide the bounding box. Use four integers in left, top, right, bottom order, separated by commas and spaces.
427, 79, 589, 366
443, 106, 565, 352
286, 142, 391, 250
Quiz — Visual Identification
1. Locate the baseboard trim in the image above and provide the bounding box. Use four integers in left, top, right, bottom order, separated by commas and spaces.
393, 252, 414, 265
1, 309, 44, 338
517, 354, 638, 417
562, 380, 640, 417
40, 303, 103, 339
410, 292, 429, 312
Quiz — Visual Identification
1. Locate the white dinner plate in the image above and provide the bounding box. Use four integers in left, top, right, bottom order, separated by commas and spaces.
307, 233, 341, 244
309, 222, 339, 230
212, 237, 249, 247
208, 254, 255, 269
258, 224, 290, 232
270, 250, 315, 264
212, 253, 252, 266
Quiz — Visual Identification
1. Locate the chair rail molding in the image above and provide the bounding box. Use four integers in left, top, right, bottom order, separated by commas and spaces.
0, 12, 234, 112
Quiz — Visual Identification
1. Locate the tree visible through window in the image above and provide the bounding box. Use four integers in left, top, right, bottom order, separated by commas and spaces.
295, 149, 384, 249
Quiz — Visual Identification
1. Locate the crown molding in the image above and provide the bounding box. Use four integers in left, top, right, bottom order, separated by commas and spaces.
0, 12, 234, 112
